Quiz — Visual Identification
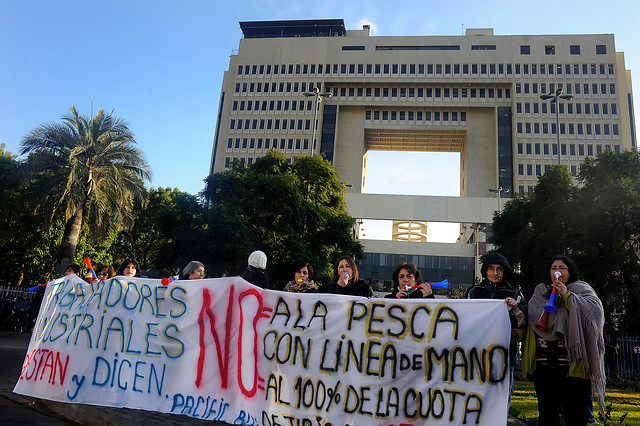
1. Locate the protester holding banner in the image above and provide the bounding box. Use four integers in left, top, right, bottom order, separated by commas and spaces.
117, 259, 139, 277
385, 262, 434, 299
520, 255, 605, 425
283, 261, 317, 293
182, 261, 205, 280
240, 250, 271, 289
325, 255, 374, 297
467, 252, 527, 420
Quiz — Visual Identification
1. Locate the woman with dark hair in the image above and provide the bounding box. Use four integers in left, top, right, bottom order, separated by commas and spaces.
325, 255, 373, 298
182, 261, 205, 280
117, 259, 139, 277
386, 262, 434, 299
283, 261, 317, 293
520, 255, 605, 425
95, 263, 116, 281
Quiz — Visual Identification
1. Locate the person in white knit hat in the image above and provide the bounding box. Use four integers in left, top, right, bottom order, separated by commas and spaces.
240, 250, 271, 289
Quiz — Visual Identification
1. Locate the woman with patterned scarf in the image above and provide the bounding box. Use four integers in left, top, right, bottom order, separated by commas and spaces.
283, 261, 317, 293
519, 255, 605, 425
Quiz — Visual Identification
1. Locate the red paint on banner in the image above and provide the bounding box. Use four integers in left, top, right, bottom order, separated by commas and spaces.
19, 348, 70, 386
195, 284, 272, 397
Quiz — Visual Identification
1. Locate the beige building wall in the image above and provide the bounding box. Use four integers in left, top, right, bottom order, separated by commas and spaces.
209, 20, 636, 285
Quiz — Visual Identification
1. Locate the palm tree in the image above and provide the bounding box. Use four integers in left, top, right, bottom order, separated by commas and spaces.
20, 105, 151, 275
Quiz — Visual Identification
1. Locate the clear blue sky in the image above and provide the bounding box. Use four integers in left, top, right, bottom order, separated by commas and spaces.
1, 0, 638, 201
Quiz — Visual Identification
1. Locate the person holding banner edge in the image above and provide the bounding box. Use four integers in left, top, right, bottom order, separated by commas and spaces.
518, 255, 605, 426
385, 262, 434, 299
466, 252, 527, 421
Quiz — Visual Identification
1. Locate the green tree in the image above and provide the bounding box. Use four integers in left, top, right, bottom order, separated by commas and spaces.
490, 152, 640, 345
0, 144, 62, 286
203, 151, 363, 287
489, 166, 574, 295
19, 106, 151, 275
569, 150, 640, 338
112, 187, 209, 277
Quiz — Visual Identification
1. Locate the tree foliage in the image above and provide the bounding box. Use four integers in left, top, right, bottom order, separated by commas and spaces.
112, 187, 209, 277
19, 106, 151, 274
490, 151, 640, 340
0, 144, 62, 286
203, 151, 363, 287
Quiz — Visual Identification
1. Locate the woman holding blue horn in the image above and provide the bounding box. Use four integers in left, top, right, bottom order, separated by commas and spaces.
386, 262, 435, 299
520, 255, 605, 425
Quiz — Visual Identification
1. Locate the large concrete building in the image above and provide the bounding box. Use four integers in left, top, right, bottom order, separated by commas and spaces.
209, 19, 636, 289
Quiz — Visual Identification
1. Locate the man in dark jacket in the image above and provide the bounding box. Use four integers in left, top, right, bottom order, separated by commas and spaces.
12, 290, 31, 333
467, 252, 527, 418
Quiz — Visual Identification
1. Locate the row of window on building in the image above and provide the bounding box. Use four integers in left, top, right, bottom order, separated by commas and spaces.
225, 137, 313, 154
233, 79, 617, 104
235, 59, 614, 78
516, 121, 620, 137
234, 81, 514, 101
517, 142, 620, 160
364, 109, 467, 123
230, 118, 313, 131
516, 81, 616, 96
516, 101, 618, 116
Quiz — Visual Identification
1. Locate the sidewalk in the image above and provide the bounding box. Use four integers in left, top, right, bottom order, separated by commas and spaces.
1, 331, 528, 425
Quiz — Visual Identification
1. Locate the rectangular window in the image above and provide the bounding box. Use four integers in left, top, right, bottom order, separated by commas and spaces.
596, 45, 607, 54
570, 45, 580, 55
520, 45, 530, 54
471, 45, 496, 50
545, 45, 555, 55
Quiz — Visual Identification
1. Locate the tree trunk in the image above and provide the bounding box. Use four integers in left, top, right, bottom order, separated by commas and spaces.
54, 207, 84, 276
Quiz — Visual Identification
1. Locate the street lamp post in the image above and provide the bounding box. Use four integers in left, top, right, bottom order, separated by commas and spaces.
469, 224, 486, 282
303, 87, 332, 156
488, 187, 510, 213
540, 88, 573, 165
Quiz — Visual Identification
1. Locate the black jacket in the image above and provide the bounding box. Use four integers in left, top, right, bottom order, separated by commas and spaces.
466, 280, 528, 329
325, 279, 374, 298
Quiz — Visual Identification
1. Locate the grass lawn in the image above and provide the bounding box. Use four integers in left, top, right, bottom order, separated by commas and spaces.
510, 379, 640, 425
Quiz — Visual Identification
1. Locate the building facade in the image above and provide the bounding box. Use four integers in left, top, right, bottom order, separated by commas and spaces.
209, 19, 636, 288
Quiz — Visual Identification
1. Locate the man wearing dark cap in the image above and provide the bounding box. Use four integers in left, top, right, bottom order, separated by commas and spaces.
467, 252, 527, 420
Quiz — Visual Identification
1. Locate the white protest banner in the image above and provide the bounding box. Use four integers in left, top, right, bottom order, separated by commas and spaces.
14, 274, 511, 425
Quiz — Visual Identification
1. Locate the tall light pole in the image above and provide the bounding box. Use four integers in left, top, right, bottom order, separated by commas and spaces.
488, 187, 510, 213
303, 87, 332, 155
540, 88, 573, 165
469, 224, 486, 282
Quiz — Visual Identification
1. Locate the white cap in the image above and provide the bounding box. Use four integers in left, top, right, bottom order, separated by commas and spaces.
248, 250, 267, 270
